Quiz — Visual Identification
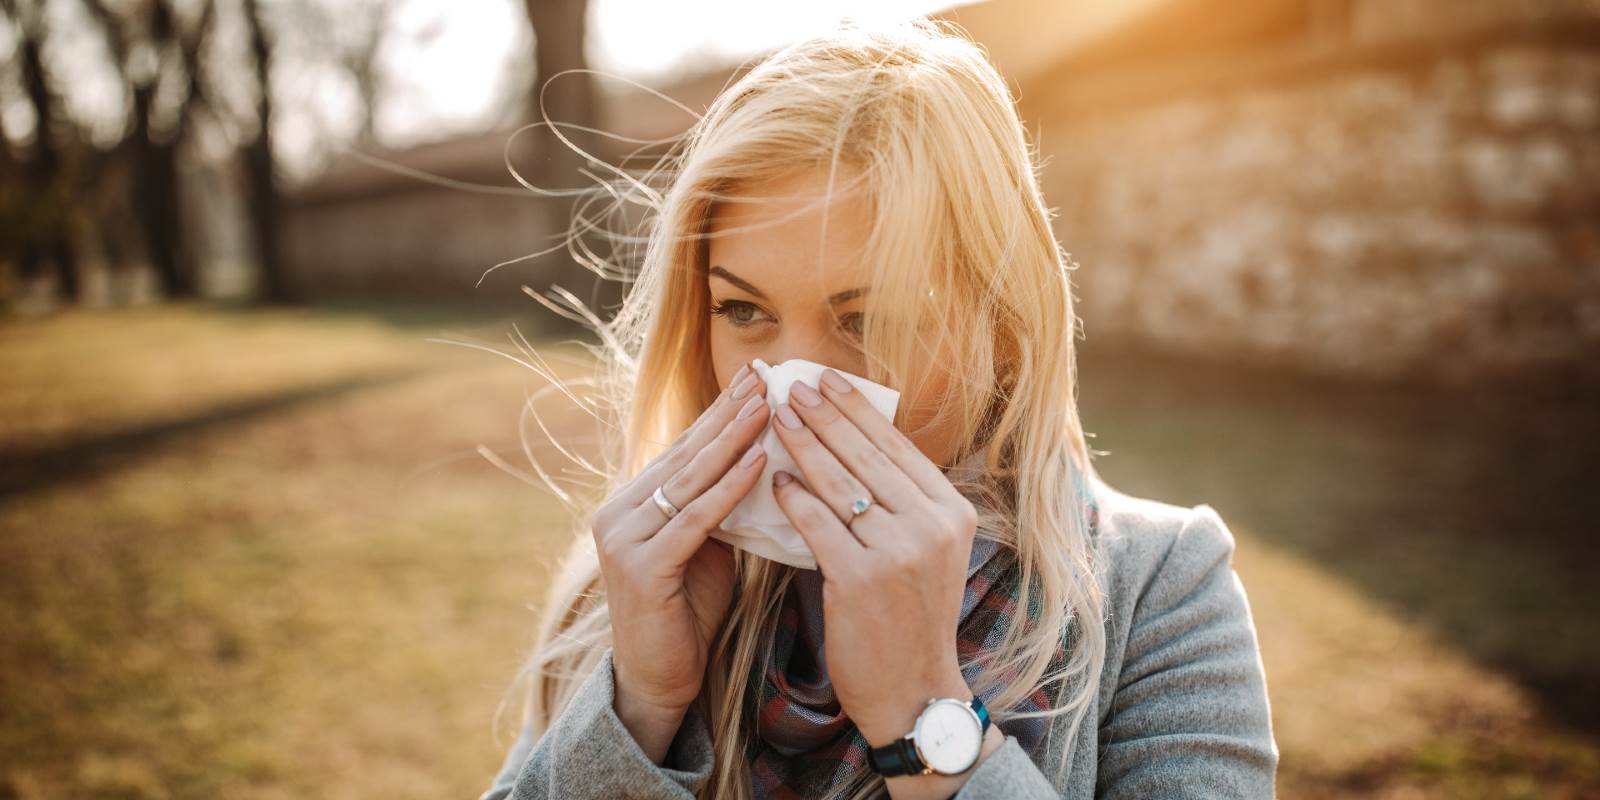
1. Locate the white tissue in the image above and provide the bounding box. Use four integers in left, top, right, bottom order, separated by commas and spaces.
711, 357, 901, 570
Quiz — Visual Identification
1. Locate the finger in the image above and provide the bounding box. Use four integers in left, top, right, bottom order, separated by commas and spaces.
784, 377, 925, 512
646, 439, 768, 566
616, 360, 763, 508
649, 391, 771, 522
770, 401, 887, 527
771, 470, 863, 574
815, 367, 956, 502
621, 387, 771, 541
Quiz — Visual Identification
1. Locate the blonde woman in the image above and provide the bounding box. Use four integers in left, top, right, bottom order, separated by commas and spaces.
479, 17, 1276, 800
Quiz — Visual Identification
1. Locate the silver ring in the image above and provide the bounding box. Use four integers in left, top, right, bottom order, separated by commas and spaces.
651, 485, 680, 519
845, 495, 874, 524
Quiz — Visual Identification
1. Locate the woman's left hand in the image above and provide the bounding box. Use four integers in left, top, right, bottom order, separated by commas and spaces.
768, 368, 981, 749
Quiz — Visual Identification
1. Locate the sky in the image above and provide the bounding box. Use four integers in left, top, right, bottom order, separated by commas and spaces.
283, 0, 972, 177
592, 0, 967, 78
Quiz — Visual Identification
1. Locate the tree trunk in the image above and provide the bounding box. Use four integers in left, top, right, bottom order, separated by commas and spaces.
136, 0, 195, 300
13, 1, 80, 303
522, 0, 611, 313
242, 0, 294, 304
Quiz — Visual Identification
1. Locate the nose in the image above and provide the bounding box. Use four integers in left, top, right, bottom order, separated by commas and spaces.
752, 333, 858, 387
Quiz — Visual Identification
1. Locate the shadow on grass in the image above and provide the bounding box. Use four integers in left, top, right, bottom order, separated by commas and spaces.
1077, 343, 1600, 735
0, 366, 426, 506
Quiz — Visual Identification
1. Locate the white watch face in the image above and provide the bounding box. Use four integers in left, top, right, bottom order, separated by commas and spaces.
914, 700, 983, 774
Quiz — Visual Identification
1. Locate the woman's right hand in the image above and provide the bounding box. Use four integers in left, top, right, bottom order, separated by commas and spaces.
591, 359, 771, 760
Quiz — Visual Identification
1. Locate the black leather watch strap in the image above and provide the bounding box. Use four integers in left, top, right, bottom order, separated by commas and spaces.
867, 734, 924, 777
866, 695, 991, 777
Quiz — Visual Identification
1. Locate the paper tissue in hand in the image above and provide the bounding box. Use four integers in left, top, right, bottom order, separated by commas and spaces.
710, 357, 901, 570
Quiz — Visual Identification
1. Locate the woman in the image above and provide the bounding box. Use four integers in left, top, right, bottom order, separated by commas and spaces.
480, 17, 1276, 800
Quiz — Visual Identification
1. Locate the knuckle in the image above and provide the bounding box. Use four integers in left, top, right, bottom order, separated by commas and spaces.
957, 511, 977, 537
591, 509, 620, 544
597, 532, 628, 564
659, 473, 689, 505
591, 503, 618, 535
886, 547, 922, 572
956, 496, 979, 524
669, 443, 697, 469
863, 445, 894, 473
676, 500, 712, 530
650, 437, 688, 469
886, 424, 918, 453
937, 513, 967, 541
822, 474, 856, 499
931, 530, 961, 557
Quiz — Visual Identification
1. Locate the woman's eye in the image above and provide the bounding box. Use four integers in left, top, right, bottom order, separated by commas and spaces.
710, 300, 771, 328
838, 313, 864, 338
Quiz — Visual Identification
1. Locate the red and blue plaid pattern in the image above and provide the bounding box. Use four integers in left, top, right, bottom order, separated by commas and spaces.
747, 459, 1101, 798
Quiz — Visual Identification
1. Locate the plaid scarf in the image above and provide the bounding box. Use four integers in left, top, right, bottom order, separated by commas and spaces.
747, 453, 1101, 799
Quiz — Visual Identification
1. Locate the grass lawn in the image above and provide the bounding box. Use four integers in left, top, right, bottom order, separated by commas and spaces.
1, 301, 1596, 798
1077, 345, 1600, 798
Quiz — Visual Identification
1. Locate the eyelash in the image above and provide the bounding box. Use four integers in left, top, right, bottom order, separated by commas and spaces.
710, 300, 864, 337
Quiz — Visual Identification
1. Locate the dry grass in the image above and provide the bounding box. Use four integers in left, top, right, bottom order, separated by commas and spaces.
1078, 344, 1600, 799
1, 302, 1595, 798
1, 301, 595, 799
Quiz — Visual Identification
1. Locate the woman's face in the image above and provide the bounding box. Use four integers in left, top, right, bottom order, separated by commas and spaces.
705, 166, 962, 468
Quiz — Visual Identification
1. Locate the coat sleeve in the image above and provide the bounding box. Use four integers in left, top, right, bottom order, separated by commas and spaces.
954, 503, 1279, 799
477, 647, 716, 800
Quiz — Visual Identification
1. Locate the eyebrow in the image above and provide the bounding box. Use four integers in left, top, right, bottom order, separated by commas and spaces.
709, 265, 867, 306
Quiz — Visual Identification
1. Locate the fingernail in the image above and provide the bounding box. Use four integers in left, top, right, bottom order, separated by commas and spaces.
733, 371, 759, 399
776, 403, 803, 429
774, 471, 793, 486
820, 369, 852, 393
740, 442, 764, 466
738, 394, 766, 419
790, 380, 822, 408
732, 362, 750, 384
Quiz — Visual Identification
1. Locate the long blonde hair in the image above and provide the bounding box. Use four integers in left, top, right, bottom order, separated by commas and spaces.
495, 16, 1107, 799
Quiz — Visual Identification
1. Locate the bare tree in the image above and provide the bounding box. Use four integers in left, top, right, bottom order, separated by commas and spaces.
241, 0, 293, 303
0, 0, 80, 303
79, 0, 216, 300
340, 0, 395, 147
279, 0, 395, 149
522, 0, 608, 298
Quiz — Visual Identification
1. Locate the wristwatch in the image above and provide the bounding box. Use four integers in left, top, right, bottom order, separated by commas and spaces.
866, 694, 991, 777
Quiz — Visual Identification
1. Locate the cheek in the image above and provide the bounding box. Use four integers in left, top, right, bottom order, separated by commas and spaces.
707, 327, 746, 390
899, 386, 940, 431
896, 371, 964, 466
896, 364, 954, 430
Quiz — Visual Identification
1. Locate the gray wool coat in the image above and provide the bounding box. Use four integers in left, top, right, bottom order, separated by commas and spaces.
478, 475, 1279, 798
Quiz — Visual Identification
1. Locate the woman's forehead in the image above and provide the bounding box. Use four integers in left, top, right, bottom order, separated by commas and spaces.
706, 171, 873, 296
707, 168, 870, 237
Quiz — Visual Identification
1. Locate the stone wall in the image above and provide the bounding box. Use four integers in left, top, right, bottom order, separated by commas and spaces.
1036, 14, 1600, 382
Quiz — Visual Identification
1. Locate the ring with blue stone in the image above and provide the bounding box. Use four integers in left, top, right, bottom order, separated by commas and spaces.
847, 495, 874, 523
